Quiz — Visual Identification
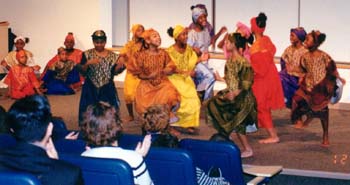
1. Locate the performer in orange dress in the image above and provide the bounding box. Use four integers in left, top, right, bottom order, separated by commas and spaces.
4, 50, 42, 99
250, 13, 285, 144
128, 29, 180, 123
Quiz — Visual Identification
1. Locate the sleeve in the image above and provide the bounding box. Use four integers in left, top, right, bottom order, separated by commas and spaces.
28, 69, 40, 88
163, 51, 177, 74
241, 63, 254, 91
4, 69, 13, 85
127, 52, 142, 75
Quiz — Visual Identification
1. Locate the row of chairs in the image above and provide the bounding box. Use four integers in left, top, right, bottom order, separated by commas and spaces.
0, 133, 282, 185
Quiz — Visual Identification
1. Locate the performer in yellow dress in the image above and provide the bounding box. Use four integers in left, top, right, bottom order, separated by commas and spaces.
166, 25, 205, 132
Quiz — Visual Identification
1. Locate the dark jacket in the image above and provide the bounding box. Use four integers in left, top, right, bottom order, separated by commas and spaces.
0, 142, 84, 185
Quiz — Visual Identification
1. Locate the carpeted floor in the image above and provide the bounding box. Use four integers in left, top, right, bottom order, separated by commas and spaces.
1, 88, 350, 176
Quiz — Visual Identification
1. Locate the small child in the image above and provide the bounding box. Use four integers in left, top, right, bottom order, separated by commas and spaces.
4, 50, 42, 99
42, 47, 80, 95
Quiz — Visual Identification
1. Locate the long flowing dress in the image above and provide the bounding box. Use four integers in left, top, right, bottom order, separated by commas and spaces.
279, 45, 308, 108
250, 36, 285, 128
4, 65, 40, 99
187, 28, 215, 101
291, 50, 338, 122
120, 40, 141, 104
128, 49, 180, 115
40, 49, 83, 86
166, 45, 201, 128
41, 59, 80, 95
206, 56, 257, 135
78, 49, 124, 121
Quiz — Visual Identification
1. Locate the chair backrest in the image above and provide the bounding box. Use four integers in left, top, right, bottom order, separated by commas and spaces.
0, 133, 16, 150
54, 139, 86, 154
179, 138, 245, 185
60, 154, 134, 185
118, 134, 144, 150
145, 147, 197, 185
0, 171, 41, 185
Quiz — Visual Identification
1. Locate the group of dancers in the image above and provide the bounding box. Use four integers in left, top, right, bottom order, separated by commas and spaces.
0, 4, 345, 159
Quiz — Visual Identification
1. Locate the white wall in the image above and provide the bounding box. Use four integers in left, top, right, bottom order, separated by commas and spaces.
0, 0, 111, 69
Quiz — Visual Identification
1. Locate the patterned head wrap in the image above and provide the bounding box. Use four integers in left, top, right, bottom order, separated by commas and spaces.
250, 17, 265, 34
65, 32, 75, 42
131, 24, 143, 35
14, 36, 25, 43
173, 25, 185, 40
236, 22, 251, 39
192, 7, 206, 23
91, 30, 107, 41
290, 27, 307, 42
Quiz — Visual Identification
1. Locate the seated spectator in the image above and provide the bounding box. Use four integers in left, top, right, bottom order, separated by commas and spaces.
80, 101, 153, 185
0, 36, 40, 77
42, 47, 80, 95
4, 50, 42, 99
0, 105, 9, 134
141, 104, 230, 185
0, 95, 84, 185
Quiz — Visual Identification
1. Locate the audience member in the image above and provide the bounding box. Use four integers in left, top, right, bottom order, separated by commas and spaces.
0, 95, 84, 185
80, 101, 153, 185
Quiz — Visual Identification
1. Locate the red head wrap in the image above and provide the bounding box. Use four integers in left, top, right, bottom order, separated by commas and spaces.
250, 17, 265, 34
65, 32, 75, 42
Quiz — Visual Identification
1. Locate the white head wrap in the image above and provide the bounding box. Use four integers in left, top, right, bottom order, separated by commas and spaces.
14, 36, 25, 43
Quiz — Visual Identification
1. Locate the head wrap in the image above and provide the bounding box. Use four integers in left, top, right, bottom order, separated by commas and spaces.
16, 50, 26, 60
141, 29, 157, 40
194, 4, 208, 16
91, 30, 107, 41
173, 25, 185, 40
291, 27, 306, 42
131, 24, 143, 35
250, 17, 265, 34
14, 36, 25, 43
65, 32, 75, 42
236, 22, 251, 39
192, 7, 206, 23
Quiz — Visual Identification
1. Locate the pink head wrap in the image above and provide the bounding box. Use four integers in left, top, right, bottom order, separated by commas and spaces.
236, 22, 251, 39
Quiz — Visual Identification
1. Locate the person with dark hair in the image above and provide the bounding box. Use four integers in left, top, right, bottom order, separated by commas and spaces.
127, 28, 180, 123
80, 101, 153, 185
206, 32, 257, 158
0, 106, 8, 134
187, 6, 226, 102
0, 95, 83, 185
41, 32, 83, 90
291, 30, 346, 146
250, 13, 285, 144
41, 47, 80, 95
119, 24, 145, 122
166, 25, 205, 134
4, 50, 42, 99
279, 27, 308, 108
77, 30, 125, 122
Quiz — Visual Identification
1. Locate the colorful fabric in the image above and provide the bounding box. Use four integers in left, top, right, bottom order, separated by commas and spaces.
207, 56, 257, 135
291, 27, 307, 42
173, 25, 185, 40
4, 65, 40, 99
128, 49, 180, 115
250, 36, 285, 128
42, 60, 80, 95
279, 45, 308, 108
292, 51, 338, 115
78, 49, 123, 121
192, 7, 206, 23
236, 22, 251, 39
250, 17, 265, 34
131, 24, 143, 35
166, 45, 201, 128
0, 50, 35, 74
120, 40, 142, 103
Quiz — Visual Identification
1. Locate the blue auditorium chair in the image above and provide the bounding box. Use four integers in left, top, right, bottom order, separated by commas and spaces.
54, 139, 86, 154
180, 138, 282, 185
0, 133, 16, 150
118, 133, 144, 150
0, 171, 41, 185
60, 154, 134, 185
145, 147, 197, 185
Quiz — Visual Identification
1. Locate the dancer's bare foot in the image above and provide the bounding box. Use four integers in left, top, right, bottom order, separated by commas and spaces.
241, 150, 253, 158
259, 137, 280, 144
321, 139, 330, 147
294, 120, 304, 129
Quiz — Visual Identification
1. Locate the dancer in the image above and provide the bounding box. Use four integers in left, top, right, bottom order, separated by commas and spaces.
291, 30, 346, 146
250, 13, 285, 144
279, 27, 308, 108
206, 32, 257, 158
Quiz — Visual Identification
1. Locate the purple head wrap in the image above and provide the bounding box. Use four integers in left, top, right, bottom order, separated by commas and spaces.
291, 27, 307, 42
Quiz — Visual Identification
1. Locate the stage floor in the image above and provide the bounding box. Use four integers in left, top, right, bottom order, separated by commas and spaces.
1, 88, 349, 175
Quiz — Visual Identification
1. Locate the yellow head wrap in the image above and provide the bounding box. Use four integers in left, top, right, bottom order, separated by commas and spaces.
131, 24, 143, 35
173, 25, 185, 40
